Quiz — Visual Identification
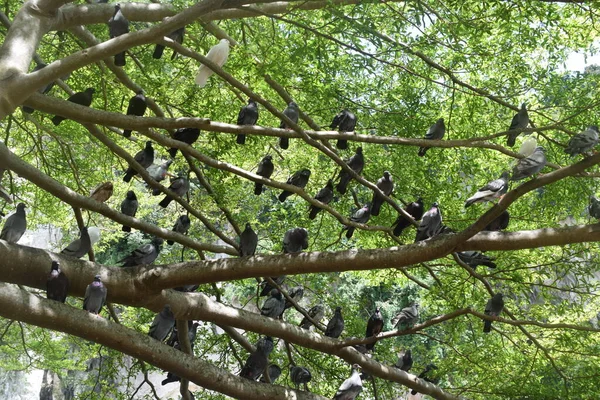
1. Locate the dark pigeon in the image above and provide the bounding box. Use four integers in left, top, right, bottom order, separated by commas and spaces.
61, 227, 91, 259
123, 141, 154, 183
239, 222, 258, 256
120, 237, 163, 266
394, 349, 413, 372
83, 275, 107, 314
365, 308, 384, 350
236, 99, 259, 145
464, 172, 509, 207
511, 146, 546, 181
299, 304, 325, 329
483, 293, 504, 333
278, 101, 299, 149
120, 191, 138, 232
168, 128, 201, 158
308, 179, 334, 219
46, 261, 69, 303
153, 27, 185, 59
167, 215, 191, 245
418, 118, 445, 157
344, 204, 371, 239
279, 169, 311, 202
159, 175, 190, 208
565, 126, 599, 156
371, 171, 394, 216
0, 203, 26, 243
483, 210, 510, 231
259, 276, 286, 297
392, 303, 419, 329
336, 147, 364, 194
108, 4, 129, 66
290, 366, 312, 390
240, 336, 274, 380
166, 320, 199, 349
411, 364, 439, 395
254, 155, 275, 195
325, 306, 344, 338
259, 364, 282, 384
148, 305, 175, 342
506, 103, 529, 147
23, 62, 55, 113
123, 90, 147, 138
261, 289, 285, 319
90, 182, 113, 203
333, 364, 363, 400
457, 251, 496, 269
149, 160, 174, 194
414, 202, 442, 242
393, 197, 424, 236
589, 196, 600, 219
51, 88, 95, 126
284, 285, 304, 311
283, 227, 309, 254
330, 109, 357, 150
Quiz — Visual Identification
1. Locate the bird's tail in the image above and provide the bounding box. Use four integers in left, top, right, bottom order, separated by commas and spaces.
167, 239, 174, 245
159, 197, 172, 208
483, 320, 492, 333
123, 129, 132, 138
345, 226, 355, 239
279, 191, 291, 202
308, 206, 320, 220
52, 115, 64, 126
153, 44, 165, 59
371, 197, 383, 216
168, 147, 178, 158
254, 183, 263, 196
506, 134, 516, 147
336, 139, 348, 150
336, 177, 349, 194
114, 52, 126, 67
236, 134, 246, 145
123, 172, 133, 183
152, 188, 162, 196
418, 147, 428, 157
279, 136, 289, 149
22, 106, 34, 114
122, 225, 131, 232
195, 66, 211, 87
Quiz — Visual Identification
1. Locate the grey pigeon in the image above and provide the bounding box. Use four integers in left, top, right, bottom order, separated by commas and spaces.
414, 202, 442, 242
166, 320, 198, 349
299, 304, 325, 329
483, 210, 510, 231
344, 204, 371, 239
123, 141, 154, 183
290, 366, 312, 390
308, 179, 334, 219
120, 237, 163, 266
394, 349, 413, 372
333, 364, 363, 400
0, 203, 26, 243
83, 275, 107, 314
46, 261, 69, 303
123, 90, 147, 138
259, 364, 282, 384
90, 181, 113, 203
283, 227, 309, 254
336, 147, 364, 194
457, 251, 496, 269
148, 305, 175, 342
51, 88, 95, 125
418, 118, 445, 156
168, 128, 200, 158
259, 275, 286, 297
279, 169, 311, 202
465, 172, 509, 207
589, 196, 600, 219
149, 160, 174, 194
120, 191, 138, 232
371, 171, 394, 216
393, 197, 424, 236
167, 215, 190, 245
330, 109, 357, 150
108, 4, 129, 66
278, 101, 299, 149
411, 364, 440, 395
23, 62, 56, 113
159, 175, 189, 208
61, 227, 91, 259
365, 308, 384, 350
506, 103, 529, 147
239, 222, 258, 256
236, 99, 259, 145
483, 293, 504, 333
284, 285, 304, 311
392, 303, 419, 329
153, 26, 185, 59
255, 155, 275, 195
261, 289, 285, 319
240, 336, 274, 380
325, 306, 344, 338
511, 146, 546, 181
564, 126, 599, 156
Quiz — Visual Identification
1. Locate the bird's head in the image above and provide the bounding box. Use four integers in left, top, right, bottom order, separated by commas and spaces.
93, 275, 102, 281
16, 203, 26, 212
126, 190, 136, 199
356, 147, 363, 154
245, 222, 252, 230
51, 261, 60, 270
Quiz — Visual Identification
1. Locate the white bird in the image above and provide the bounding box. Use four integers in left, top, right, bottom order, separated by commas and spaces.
519, 136, 537, 157
195, 39, 230, 87
87, 227, 101, 246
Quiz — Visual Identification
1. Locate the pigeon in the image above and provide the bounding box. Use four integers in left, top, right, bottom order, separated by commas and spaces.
195, 39, 230, 87
279, 169, 311, 202
51, 88, 95, 125
259, 276, 286, 297
254, 155, 275, 195
148, 305, 175, 342
506, 103, 529, 147
344, 204, 371, 239
238, 222, 258, 256
236, 99, 259, 145
23, 62, 56, 113
259, 364, 282, 384
284, 285, 304, 311
46, 261, 69, 303
90, 182, 113, 203
418, 118, 445, 157
283, 227, 309, 253
393, 197, 424, 236
299, 304, 325, 329
167, 215, 191, 245
333, 364, 363, 400
336, 147, 364, 194
168, 128, 201, 158
414, 202, 442, 242
278, 102, 300, 149
457, 251, 496, 269
120, 237, 163, 266
392, 303, 419, 329
589, 196, 600, 219
371, 171, 394, 216
290, 366, 312, 390
149, 160, 174, 194
153, 27, 185, 59
123, 141, 154, 183
308, 179, 334, 220
519, 136, 537, 157
120, 191, 138, 232
564, 126, 599, 156
0, 203, 26, 243
483, 293, 504, 333
0, 168, 10, 204
330, 109, 357, 150
261, 289, 285, 319
394, 349, 413, 372
325, 307, 344, 338
464, 172, 509, 207
239, 336, 273, 380
511, 146, 546, 181
123, 90, 147, 138
365, 308, 384, 350
83, 275, 107, 314
166, 320, 199, 349
483, 210, 510, 231
61, 227, 91, 259
158, 175, 189, 208
411, 364, 439, 395
107, 4, 129, 66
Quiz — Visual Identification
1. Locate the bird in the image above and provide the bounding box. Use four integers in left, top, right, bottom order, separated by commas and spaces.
239, 336, 273, 380
159, 175, 189, 208
278, 101, 300, 149
506, 103, 529, 147
0, 168, 11, 204
371, 171, 394, 216
290, 366, 312, 390
122, 90, 147, 138
195, 39, 230, 87
336, 147, 364, 194
284, 285, 304, 311
236, 99, 259, 145
414, 202, 442, 242
166, 320, 199, 349
239, 222, 258, 256
167, 215, 191, 245
108, 4, 129, 66
394, 349, 413, 372
564, 126, 599, 156
418, 118, 445, 157
457, 251, 496, 269
464, 172, 509, 207
483, 210, 510, 231
279, 169, 311, 202
89, 182, 113, 203
120, 237, 164, 266
261, 289, 285, 319
308, 179, 334, 220
519, 136, 537, 157
300, 304, 325, 329
168, 128, 201, 158
365, 308, 384, 351
344, 204, 371, 239
333, 364, 363, 400
254, 155, 275, 195
153, 27, 185, 59
259, 276, 286, 297
259, 364, 282, 384
283, 227, 309, 254
46, 261, 69, 303
148, 305, 175, 342
330, 109, 357, 150
511, 146, 546, 181
392, 303, 419, 329
393, 197, 424, 236
589, 196, 600, 219
23, 62, 55, 113
483, 293, 504, 333
411, 364, 440, 395
51, 88, 95, 125
0, 203, 26, 243
148, 160, 174, 194
123, 141, 154, 183
325, 306, 344, 338
83, 275, 107, 314
120, 191, 138, 232
60, 227, 91, 259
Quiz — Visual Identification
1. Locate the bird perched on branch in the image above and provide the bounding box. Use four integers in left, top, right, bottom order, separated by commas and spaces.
278, 101, 299, 149
343, 204, 371, 239
236, 99, 259, 145
308, 179, 334, 220
195, 39, 230, 87
90, 182, 113, 203
511, 146, 546, 181
167, 215, 190, 245
240, 336, 273, 380
418, 118, 445, 157
254, 155, 274, 196
61, 227, 91, 259
415, 202, 442, 242
392, 303, 419, 329
336, 147, 364, 194
333, 364, 363, 400
483, 293, 504, 333
83, 275, 107, 315
120, 191, 138, 232
123, 90, 147, 138
239, 222, 258, 256
158, 175, 189, 208
393, 197, 424, 236
168, 128, 200, 158
153, 27, 185, 60
464, 172, 509, 207
123, 141, 154, 183
365, 308, 384, 350
107, 4, 129, 66
46, 261, 68, 303
330, 109, 357, 149
279, 169, 311, 202
120, 237, 163, 266
325, 306, 344, 338
506, 103, 529, 147
51, 88, 95, 125
564, 126, 599, 156
371, 171, 394, 216
0, 203, 26, 243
